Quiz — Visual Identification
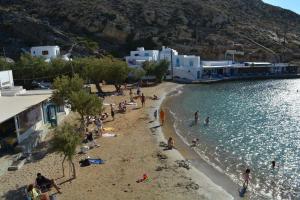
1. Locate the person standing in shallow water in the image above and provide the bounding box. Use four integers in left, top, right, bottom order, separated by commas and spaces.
194, 111, 199, 124
243, 168, 251, 188
272, 161, 276, 169
205, 116, 210, 125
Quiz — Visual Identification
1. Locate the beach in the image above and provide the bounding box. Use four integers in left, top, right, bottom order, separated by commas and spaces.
0, 82, 232, 200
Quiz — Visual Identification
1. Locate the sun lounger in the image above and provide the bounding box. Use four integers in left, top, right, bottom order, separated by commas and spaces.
102, 133, 117, 137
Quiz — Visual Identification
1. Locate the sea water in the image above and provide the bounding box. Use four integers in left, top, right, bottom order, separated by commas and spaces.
165, 80, 300, 199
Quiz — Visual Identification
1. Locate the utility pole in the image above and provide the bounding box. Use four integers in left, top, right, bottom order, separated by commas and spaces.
3, 47, 6, 59
170, 49, 173, 81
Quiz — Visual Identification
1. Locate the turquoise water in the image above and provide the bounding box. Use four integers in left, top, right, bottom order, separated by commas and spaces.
166, 80, 300, 199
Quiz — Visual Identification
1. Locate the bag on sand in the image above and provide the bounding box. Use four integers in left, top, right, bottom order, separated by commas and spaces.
79, 159, 91, 167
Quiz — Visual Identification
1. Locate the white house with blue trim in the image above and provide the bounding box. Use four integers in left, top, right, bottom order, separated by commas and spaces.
125, 47, 159, 68
125, 46, 202, 80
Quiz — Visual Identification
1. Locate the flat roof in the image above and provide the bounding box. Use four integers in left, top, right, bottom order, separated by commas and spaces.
0, 94, 51, 123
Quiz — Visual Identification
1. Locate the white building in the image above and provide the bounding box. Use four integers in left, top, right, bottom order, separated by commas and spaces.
159, 46, 178, 67
125, 47, 159, 68
0, 70, 70, 154
172, 55, 202, 80
31, 46, 60, 59
125, 46, 202, 81
0, 70, 14, 89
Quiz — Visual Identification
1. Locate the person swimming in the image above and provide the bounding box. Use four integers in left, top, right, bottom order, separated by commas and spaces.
205, 117, 210, 125
272, 160, 276, 169
194, 111, 199, 124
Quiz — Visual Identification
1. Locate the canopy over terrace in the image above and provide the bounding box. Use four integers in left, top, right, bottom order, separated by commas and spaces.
0, 94, 51, 124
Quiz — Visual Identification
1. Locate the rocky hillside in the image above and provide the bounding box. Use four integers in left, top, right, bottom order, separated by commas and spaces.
1, 0, 300, 61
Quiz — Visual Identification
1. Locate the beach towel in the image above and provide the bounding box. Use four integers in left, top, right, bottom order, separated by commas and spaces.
126, 102, 137, 106
102, 133, 117, 137
88, 159, 105, 164
103, 127, 115, 131
103, 103, 115, 106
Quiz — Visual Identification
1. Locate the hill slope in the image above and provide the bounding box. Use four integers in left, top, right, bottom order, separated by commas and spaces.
1, 0, 300, 61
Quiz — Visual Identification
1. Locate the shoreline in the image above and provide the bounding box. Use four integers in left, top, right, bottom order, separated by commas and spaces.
147, 83, 235, 200
156, 83, 271, 200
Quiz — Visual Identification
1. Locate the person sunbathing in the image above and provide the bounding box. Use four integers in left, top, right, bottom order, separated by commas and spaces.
27, 184, 49, 200
100, 113, 109, 120
118, 102, 126, 112
35, 173, 61, 193
152, 95, 159, 100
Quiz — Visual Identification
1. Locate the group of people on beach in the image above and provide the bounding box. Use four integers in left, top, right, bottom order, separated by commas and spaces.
24, 82, 164, 199
27, 173, 61, 200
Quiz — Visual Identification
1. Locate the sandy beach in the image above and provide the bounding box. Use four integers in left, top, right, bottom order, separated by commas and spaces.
0, 82, 233, 200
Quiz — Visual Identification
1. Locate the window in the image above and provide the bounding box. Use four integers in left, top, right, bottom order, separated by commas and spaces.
189, 61, 194, 67
18, 104, 42, 134
42, 50, 49, 55
144, 53, 149, 56
176, 58, 180, 67
33, 51, 36, 55
134, 54, 139, 56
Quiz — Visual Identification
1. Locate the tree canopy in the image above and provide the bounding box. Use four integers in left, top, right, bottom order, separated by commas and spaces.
69, 90, 103, 123
142, 60, 169, 82
52, 75, 84, 105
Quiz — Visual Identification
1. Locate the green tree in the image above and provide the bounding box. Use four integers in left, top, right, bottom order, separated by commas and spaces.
0, 58, 14, 70
82, 56, 129, 93
50, 58, 72, 77
105, 58, 129, 91
81, 57, 108, 93
52, 75, 84, 105
52, 123, 81, 179
130, 67, 146, 80
143, 60, 169, 82
69, 90, 103, 128
153, 60, 169, 82
13, 53, 50, 86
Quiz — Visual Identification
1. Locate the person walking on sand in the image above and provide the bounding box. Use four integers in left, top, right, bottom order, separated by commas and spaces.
194, 111, 199, 124
141, 93, 146, 107
154, 109, 158, 120
110, 104, 115, 121
129, 89, 134, 102
243, 168, 251, 188
137, 86, 141, 96
160, 109, 165, 126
